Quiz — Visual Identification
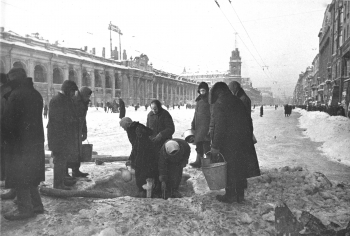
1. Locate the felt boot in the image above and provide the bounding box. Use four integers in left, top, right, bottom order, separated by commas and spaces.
216, 188, 236, 203
4, 188, 35, 221
54, 160, 71, 190
189, 154, 202, 168
30, 186, 44, 214
0, 188, 16, 200
72, 168, 89, 178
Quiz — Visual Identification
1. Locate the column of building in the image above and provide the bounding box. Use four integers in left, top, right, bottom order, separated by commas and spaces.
101, 70, 106, 104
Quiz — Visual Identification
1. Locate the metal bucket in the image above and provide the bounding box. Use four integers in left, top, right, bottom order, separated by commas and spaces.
202, 152, 227, 190
183, 129, 195, 143
81, 144, 93, 162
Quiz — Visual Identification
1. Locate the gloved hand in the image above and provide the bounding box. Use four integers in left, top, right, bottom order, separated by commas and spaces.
152, 133, 162, 143
210, 147, 220, 159
82, 133, 87, 141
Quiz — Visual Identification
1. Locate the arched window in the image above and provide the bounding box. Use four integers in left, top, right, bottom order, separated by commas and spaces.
69, 69, 77, 83
94, 70, 102, 87
82, 70, 91, 86
114, 73, 121, 89
105, 74, 111, 88
34, 65, 46, 82
53, 68, 63, 84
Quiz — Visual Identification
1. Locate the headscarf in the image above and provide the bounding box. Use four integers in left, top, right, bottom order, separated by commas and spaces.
165, 140, 180, 155
61, 80, 78, 95
119, 117, 133, 130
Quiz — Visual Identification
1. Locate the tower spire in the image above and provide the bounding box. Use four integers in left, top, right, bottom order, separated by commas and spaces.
234, 33, 238, 49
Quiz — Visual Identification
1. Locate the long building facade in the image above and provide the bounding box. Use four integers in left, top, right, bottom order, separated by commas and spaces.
0, 29, 198, 106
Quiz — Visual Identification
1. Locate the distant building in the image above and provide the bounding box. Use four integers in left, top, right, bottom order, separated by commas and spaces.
181, 47, 262, 105
256, 87, 274, 105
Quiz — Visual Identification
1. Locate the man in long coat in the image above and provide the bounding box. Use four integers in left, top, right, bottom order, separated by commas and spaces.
67, 86, 92, 178
47, 80, 79, 190
190, 82, 211, 168
120, 117, 158, 197
210, 82, 260, 204
119, 98, 126, 119
2, 68, 45, 220
147, 99, 175, 153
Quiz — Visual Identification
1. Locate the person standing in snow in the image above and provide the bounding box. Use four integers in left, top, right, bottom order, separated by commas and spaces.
228, 81, 251, 119
209, 82, 260, 204
1, 68, 45, 220
189, 82, 211, 168
119, 98, 126, 119
147, 99, 175, 153
47, 80, 80, 190
66, 86, 92, 178
120, 117, 158, 198
260, 105, 264, 117
43, 104, 48, 119
158, 139, 191, 198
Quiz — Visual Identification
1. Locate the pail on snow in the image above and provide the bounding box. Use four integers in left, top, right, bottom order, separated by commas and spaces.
202, 152, 227, 190
81, 144, 93, 162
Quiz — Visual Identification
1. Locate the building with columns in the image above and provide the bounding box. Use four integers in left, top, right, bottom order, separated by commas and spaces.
0, 29, 198, 106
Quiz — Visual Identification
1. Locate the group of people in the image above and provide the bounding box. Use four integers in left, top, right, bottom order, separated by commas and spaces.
284, 104, 293, 117
0, 68, 260, 220
120, 81, 260, 204
0, 68, 94, 220
120, 100, 190, 199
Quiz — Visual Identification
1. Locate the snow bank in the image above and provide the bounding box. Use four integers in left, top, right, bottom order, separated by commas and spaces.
297, 109, 350, 166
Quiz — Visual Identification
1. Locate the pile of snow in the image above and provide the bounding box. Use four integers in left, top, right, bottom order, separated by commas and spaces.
297, 109, 350, 166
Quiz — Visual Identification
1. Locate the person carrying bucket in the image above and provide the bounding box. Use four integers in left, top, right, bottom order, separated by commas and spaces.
158, 139, 191, 199
209, 82, 260, 204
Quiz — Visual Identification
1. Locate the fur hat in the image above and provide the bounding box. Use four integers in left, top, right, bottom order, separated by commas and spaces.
61, 80, 78, 95
7, 68, 27, 81
197, 82, 209, 94
165, 140, 180, 155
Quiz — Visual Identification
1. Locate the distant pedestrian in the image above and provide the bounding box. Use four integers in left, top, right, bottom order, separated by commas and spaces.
260, 105, 263, 117
119, 98, 126, 119
43, 104, 48, 118
2, 68, 45, 220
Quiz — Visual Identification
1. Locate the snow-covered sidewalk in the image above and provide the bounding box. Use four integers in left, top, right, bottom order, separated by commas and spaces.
297, 108, 350, 166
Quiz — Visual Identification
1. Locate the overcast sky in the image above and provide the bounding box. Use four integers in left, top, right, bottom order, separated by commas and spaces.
1, 0, 329, 96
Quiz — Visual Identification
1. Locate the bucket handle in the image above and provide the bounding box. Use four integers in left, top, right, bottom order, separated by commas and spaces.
204, 151, 226, 163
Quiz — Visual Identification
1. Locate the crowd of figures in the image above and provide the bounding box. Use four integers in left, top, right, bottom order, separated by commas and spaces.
0, 68, 261, 221
296, 104, 348, 117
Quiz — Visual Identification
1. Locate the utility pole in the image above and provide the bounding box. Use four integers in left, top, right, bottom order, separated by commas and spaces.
109, 21, 112, 58
119, 31, 122, 60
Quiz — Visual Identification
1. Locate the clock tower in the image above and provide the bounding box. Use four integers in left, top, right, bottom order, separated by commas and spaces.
229, 48, 242, 76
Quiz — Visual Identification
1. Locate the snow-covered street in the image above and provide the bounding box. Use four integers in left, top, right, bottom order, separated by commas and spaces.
1, 105, 350, 235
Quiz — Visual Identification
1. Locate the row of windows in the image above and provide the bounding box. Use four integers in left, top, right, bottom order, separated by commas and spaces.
4, 61, 120, 89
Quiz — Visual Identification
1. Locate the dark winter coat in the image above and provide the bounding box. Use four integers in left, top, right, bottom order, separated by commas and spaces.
260, 106, 264, 116
191, 94, 211, 144
1, 77, 45, 188
73, 94, 89, 161
47, 92, 80, 162
127, 122, 158, 189
119, 99, 126, 119
158, 139, 190, 189
146, 108, 175, 149
236, 88, 252, 118
210, 85, 260, 188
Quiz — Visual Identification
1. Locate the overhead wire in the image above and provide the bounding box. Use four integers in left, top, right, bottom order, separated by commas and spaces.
213, 0, 275, 83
